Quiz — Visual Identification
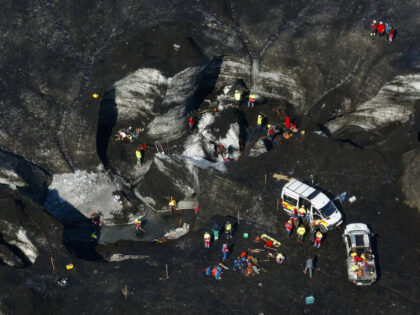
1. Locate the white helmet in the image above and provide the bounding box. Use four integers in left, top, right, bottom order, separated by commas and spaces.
379, 21, 383, 24
373, 20, 377, 23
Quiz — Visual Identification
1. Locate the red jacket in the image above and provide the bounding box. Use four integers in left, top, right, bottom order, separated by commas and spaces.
371, 23, 377, 31
285, 221, 293, 231
188, 117, 195, 125
377, 24, 385, 33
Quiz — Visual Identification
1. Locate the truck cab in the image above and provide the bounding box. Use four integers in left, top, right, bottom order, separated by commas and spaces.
281, 179, 343, 231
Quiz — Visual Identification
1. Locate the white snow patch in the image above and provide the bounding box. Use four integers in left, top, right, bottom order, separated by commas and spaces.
9, 228, 38, 264
183, 134, 206, 159
198, 112, 215, 131
173, 43, 181, 51
44, 169, 123, 225
109, 254, 150, 262
179, 155, 227, 172
223, 85, 232, 95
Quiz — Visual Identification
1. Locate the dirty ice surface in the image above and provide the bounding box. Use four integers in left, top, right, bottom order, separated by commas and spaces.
6, 225, 38, 263
44, 169, 123, 225
326, 74, 420, 133
180, 112, 242, 171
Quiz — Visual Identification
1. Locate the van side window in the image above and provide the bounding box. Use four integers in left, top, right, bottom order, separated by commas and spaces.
284, 195, 297, 206
312, 208, 321, 219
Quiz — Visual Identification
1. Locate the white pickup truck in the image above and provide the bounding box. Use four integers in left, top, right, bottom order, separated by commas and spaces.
343, 223, 377, 285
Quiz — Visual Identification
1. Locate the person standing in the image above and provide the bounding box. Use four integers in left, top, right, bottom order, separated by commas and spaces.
188, 115, 196, 132
234, 90, 241, 106
303, 257, 314, 278
225, 221, 233, 240
314, 231, 323, 248
222, 243, 229, 261
257, 114, 263, 126
248, 93, 256, 108
212, 223, 220, 241
377, 21, 385, 37
388, 28, 395, 43
298, 205, 306, 224
370, 20, 378, 37
297, 225, 306, 243
169, 197, 177, 214
285, 220, 293, 238
204, 232, 211, 248
135, 149, 142, 165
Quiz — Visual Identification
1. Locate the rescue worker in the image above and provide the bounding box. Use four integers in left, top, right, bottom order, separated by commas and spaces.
384, 23, 390, 34
298, 205, 306, 224
130, 127, 143, 140
90, 232, 98, 242
292, 213, 299, 230
138, 144, 148, 152
222, 243, 229, 261
314, 231, 323, 248
117, 129, 127, 141
216, 145, 226, 160
234, 90, 241, 105
388, 27, 395, 43
309, 221, 316, 242
225, 221, 233, 239
169, 197, 177, 214
267, 125, 275, 140
212, 223, 220, 241
204, 232, 211, 248
285, 220, 293, 237
370, 20, 377, 36
188, 115, 196, 132
282, 129, 291, 140
297, 225, 306, 243
303, 257, 314, 278
135, 149, 142, 165
303, 211, 311, 226
194, 205, 199, 214
214, 265, 223, 280
204, 266, 212, 276
135, 219, 142, 232
257, 114, 262, 126
90, 211, 99, 226
233, 257, 242, 271
377, 21, 385, 36
248, 93, 256, 108
352, 264, 363, 279
113, 194, 123, 206
276, 253, 285, 264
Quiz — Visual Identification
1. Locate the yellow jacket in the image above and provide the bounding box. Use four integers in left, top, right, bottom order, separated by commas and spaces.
297, 226, 306, 235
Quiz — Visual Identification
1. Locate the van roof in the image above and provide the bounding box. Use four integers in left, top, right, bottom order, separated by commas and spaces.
284, 179, 318, 199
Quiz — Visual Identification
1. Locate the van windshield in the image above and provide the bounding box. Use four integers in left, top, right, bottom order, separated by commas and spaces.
319, 201, 336, 217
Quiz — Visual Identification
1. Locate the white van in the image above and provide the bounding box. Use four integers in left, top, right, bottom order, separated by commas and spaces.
281, 179, 343, 230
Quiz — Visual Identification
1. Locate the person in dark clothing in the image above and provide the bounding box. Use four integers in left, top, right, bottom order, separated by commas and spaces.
303, 257, 314, 278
